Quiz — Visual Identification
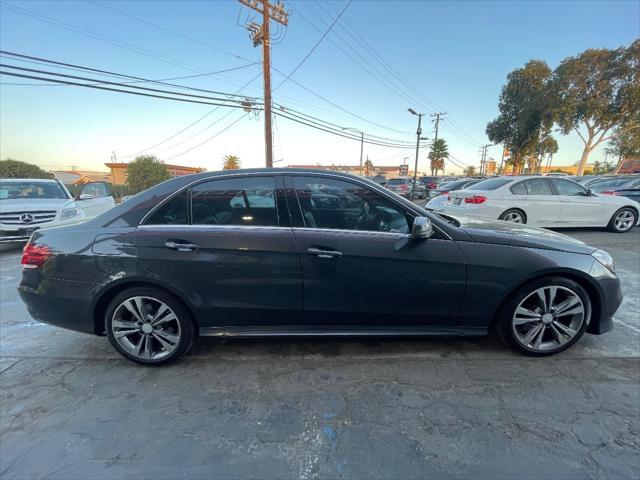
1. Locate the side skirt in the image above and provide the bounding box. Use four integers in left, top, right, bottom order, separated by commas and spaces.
199, 325, 488, 338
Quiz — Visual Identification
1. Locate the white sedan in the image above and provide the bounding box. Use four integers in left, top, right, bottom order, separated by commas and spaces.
439, 176, 640, 233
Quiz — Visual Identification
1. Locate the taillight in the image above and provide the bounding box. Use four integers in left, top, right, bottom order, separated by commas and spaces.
21, 243, 52, 269
439, 191, 449, 196
428, 182, 437, 189
464, 195, 487, 204
600, 191, 620, 195
400, 184, 408, 190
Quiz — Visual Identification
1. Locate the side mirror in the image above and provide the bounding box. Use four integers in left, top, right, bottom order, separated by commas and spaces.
78, 193, 93, 200
411, 216, 434, 240
586, 188, 594, 196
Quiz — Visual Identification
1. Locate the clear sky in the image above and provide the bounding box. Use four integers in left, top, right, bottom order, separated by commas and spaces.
1, 0, 638, 174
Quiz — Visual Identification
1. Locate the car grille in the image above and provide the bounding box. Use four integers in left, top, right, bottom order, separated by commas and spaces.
0, 210, 57, 225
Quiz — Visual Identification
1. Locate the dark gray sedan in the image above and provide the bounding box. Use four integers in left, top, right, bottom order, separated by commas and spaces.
18, 169, 622, 365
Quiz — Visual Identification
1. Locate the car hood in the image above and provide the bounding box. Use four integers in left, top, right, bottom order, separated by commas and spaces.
446, 215, 596, 254
0, 198, 75, 212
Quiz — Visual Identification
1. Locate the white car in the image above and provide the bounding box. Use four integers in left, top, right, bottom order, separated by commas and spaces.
0, 178, 115, 249
439, 176, 640, 233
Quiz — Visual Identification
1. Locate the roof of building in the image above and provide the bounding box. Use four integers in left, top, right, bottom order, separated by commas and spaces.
104, 162, 203, 171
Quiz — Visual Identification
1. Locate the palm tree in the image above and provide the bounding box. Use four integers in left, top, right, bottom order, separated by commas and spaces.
428, 138, 449, 175
463, 165, 477, 176
222, 154, 240, 170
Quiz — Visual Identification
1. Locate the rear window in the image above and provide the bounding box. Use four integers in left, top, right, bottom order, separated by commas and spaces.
387, 178, 409, 185
466, 178, 512, 191
591, 178, 635, 189
440, 180, 468, 190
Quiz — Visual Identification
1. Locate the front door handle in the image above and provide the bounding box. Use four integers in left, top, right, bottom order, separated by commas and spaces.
165, 241, 198, 252
307, 247, 343, 259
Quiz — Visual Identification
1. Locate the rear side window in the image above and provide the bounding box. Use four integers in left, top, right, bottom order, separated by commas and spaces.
510, 182, 527, 195
524, 178, 554, 195
191, 176, 278, 226
466, 178, 512, 191
146, 190, 189, 225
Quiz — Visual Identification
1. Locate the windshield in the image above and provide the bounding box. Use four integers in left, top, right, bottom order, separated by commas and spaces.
467, 178, 512, 191
387, 178, 408, 185
590, 178, 635, 190
439, 180, 468, 190
0, 181, 69, 200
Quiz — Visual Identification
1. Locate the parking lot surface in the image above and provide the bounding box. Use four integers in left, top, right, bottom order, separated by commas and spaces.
1, 228, 639, 479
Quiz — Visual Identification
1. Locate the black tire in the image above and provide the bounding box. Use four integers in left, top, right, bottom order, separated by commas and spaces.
105, 286, 194, 365
607, 207, 637, 233
495, 276, 590, 356
498, 208, 527, 224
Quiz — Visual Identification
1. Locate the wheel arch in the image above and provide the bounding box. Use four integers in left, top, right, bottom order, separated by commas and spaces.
91, 278, 199, 336
489, 269, 603, 335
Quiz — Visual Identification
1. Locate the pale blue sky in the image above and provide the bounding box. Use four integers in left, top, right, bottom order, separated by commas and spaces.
1, 0, 638, 173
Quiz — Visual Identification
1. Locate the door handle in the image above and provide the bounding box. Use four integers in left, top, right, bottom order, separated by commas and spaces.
307, 247, 343, 259
164, 241, 198, 252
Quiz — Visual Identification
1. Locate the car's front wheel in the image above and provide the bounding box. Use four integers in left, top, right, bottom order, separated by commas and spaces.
496, 277, 590, 356
499, 208, 526, 224
105, 287, 194, 365
607, 207, 637, 233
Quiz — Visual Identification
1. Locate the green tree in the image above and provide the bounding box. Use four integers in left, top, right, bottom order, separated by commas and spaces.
592, 160, 615, 175
607, 121, 640, 159
126, 155, 171, 194
486, 60, 554, 175
463, 165, 477, 176
552, 40, 639, 175
0, 159, 53, 178
531, 132, 558, 173
222, 154, 241, 170
428, 138, 449, 175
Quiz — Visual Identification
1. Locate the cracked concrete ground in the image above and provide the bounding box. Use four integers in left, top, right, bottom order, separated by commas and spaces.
1, 229, 639, 479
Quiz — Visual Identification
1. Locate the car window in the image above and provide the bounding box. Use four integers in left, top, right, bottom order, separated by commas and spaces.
523, 178, 554, 195
387, 178, 408, 185
589, 178, 630, 189
192, 176, 278, 226
80, 182, 110, 198
146, 189, 190, 225
552, 179, 587, 196
510, 181, 527, 195
466, 178, 512, 190
0, 181, 69, 200
293, 176, 411, 234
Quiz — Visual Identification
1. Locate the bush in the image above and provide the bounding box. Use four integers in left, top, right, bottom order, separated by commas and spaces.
126, 155, 171, 194
0, 159, 53, 179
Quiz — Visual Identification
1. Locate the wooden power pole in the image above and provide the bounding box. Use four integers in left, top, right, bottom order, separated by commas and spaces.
239, 0, 289, 168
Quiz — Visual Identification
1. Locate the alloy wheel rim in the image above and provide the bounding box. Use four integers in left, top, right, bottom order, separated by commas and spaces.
503, 212, 523, 223
512, 286, 585, 352
614, 210, 634, 231
111, 296, 181, 360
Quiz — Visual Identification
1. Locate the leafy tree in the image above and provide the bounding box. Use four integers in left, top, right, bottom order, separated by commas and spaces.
428, 138, 449, 175
222, 154, 241, 170
486, 60, 554, 175
607, 121, 640, 159
0, 159, 53, 178
531, 132, 558, 173
363, 158, 374, 176
126, 155, 171, 194
592, 160, 615, 175
552, 40, 639, 175
463, 165, 477, 176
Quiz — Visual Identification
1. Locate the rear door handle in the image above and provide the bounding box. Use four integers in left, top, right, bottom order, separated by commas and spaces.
307, 247, 343, 259
164, 241, 198, 252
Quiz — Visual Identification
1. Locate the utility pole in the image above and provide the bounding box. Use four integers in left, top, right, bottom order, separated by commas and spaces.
430, 112, 445, 144
408, 108, 425, 200
479, 144, 491, 175
239, 0, 289, 168
499, 145, 505, 175
342, 127, 364, 175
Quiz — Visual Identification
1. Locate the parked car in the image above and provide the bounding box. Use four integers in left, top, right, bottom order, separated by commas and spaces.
19, 169, 621, 365
386, 177, 426, 199
425, 180, 480, 212
0, 178, 115, 250
366, 175, 387, 187
418, 176, 440, 193
440, 176, 640, 233
427, 179, 478, 199
587, 176, 640, 199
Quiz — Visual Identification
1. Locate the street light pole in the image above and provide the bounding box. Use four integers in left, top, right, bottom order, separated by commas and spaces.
408, 108, 424, 200
342, 127, 364, 176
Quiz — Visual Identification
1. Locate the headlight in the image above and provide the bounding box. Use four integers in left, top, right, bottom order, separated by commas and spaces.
592, 249, 615, 273
60, 208, 81, 221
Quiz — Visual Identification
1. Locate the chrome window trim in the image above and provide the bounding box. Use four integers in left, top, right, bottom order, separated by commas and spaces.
138, 170, 451, 239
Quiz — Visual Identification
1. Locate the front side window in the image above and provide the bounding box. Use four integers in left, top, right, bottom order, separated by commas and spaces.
293, 176, 411, 233
523, 178, 554, 195
552, 179, 587, 196
146, 190, 189, 225
80, 182, 110, 198
192, 176, 278, 226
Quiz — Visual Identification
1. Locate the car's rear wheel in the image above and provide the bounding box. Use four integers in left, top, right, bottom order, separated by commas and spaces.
105, 287, 194, 365
499, 208, 526, 224
607, 207, 637, 233
496, 277, 590, 356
